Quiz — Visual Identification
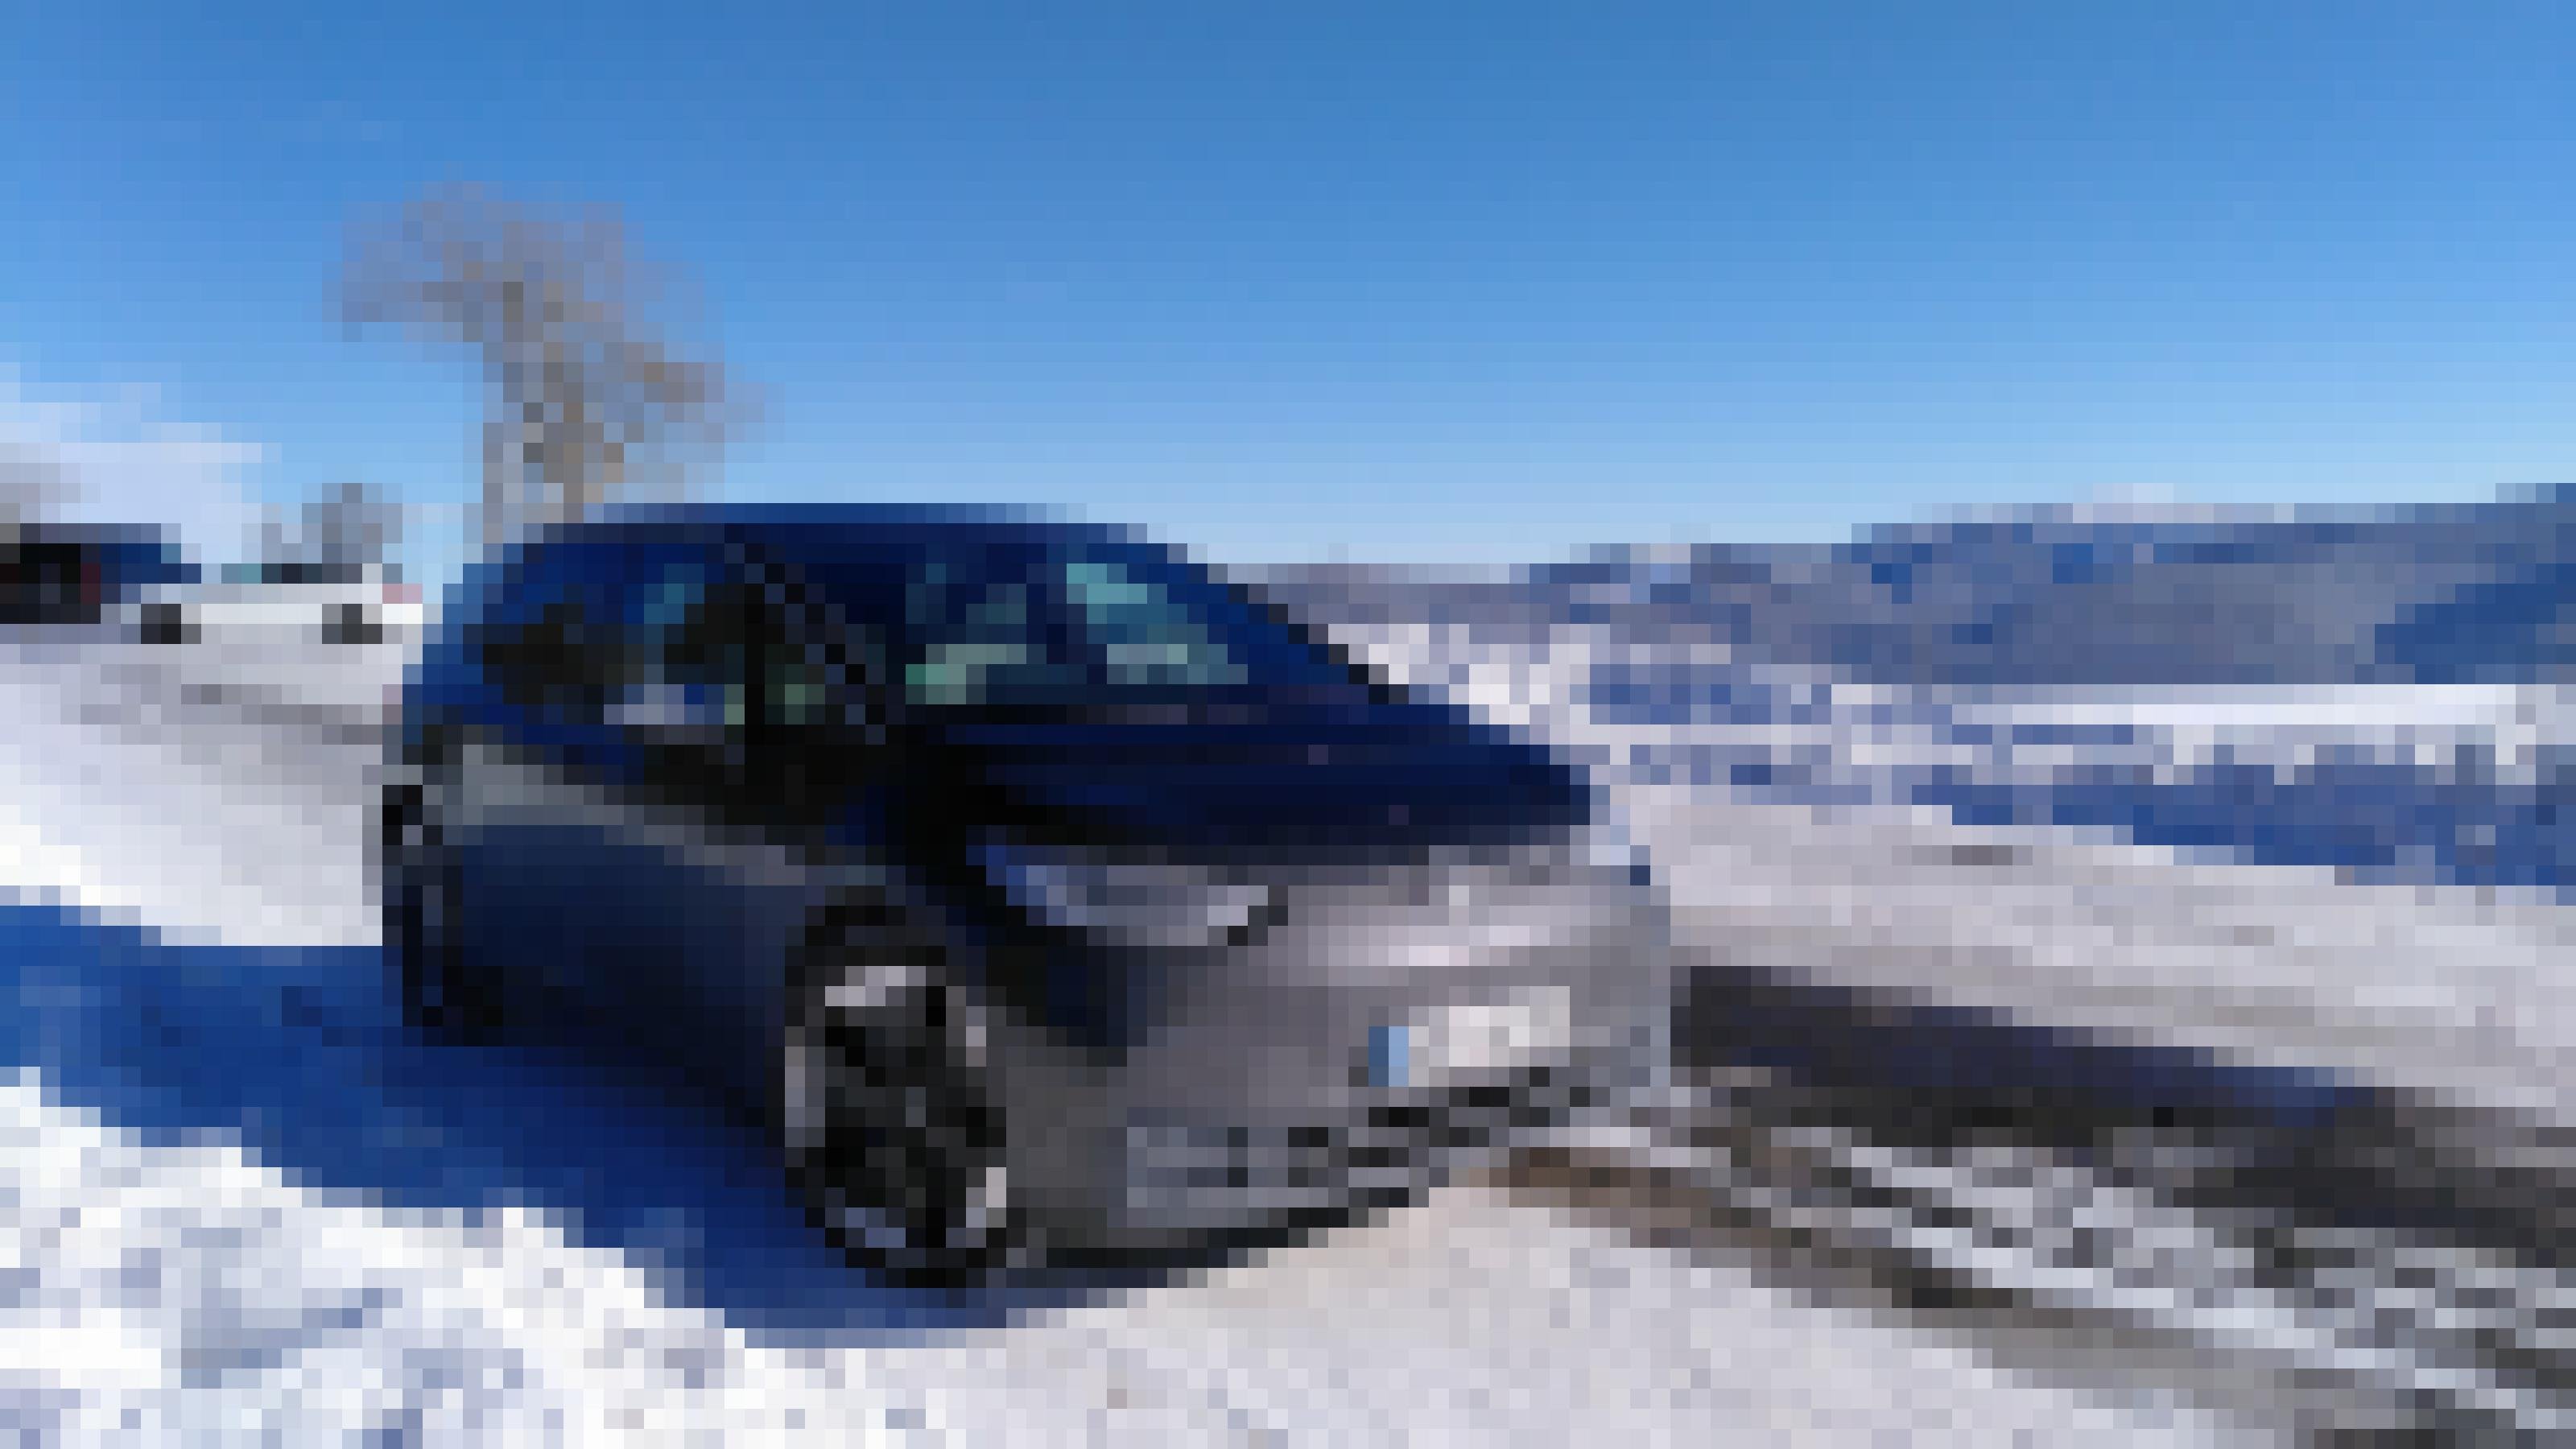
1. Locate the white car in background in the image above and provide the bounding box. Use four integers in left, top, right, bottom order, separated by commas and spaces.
109, 564, 427, 729
122, 564, 427, 648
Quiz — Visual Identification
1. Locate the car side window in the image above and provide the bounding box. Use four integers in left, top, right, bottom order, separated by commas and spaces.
477, 549, 625, 722
621, 554, 881, 735
621, 560, 750, 729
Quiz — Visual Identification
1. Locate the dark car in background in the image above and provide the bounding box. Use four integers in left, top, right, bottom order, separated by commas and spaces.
381, 504, 1675, 1286
1, 522, 195, 626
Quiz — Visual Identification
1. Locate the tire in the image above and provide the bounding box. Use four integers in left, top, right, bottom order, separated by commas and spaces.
139, 603, 191, 645
325, 602, 382, 646
382, 780, 502, 1042
781, 907, 1024, 1291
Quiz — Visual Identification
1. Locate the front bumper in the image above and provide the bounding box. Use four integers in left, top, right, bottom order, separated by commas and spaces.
1066, 853, 1680, 1248
974, 811, 1680, 1259
1113, 1053, 1626, 1237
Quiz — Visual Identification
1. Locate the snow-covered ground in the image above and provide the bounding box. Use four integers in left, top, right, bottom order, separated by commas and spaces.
0, 631, 382, 947
6, 621, 2565, 1443
1350, 617, 2576, 1125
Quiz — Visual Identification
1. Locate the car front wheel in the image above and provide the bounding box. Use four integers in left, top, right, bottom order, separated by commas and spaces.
781, 910, 1024, 1291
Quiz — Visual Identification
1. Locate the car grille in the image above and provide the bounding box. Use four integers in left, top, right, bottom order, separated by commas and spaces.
1121, 1061, 1611, 1227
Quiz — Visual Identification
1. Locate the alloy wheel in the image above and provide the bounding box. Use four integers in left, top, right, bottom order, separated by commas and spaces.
782, 922, 1022, 1290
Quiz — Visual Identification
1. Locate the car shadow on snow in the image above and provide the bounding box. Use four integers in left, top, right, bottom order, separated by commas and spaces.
0, 897, 1151, 1344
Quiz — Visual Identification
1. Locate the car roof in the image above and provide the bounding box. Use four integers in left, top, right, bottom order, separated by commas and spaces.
543, 502, 1149, 555
506, 504, 1200, 622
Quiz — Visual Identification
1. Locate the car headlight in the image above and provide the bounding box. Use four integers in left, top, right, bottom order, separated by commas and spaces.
978, 840, 1275, 952
1577, 804, 1656, 889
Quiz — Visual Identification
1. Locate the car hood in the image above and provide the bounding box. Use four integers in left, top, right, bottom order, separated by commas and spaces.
919, 692, 1592, 867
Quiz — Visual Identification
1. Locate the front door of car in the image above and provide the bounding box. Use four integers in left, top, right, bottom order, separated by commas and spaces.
594, 546, 896, 1105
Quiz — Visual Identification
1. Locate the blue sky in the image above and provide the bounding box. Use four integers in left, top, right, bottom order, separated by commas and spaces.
4, 2, 2573, 573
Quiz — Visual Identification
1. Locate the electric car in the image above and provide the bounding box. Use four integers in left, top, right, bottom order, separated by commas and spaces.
381, 504, 1675, 1286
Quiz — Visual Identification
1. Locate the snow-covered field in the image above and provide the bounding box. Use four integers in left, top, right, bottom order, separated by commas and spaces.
3, 617, 2566, 1443
1354, 617, 2576, 1124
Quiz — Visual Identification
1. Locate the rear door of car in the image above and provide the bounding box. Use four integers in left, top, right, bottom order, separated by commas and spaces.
445, 531, 657, 1030
459, 528, 779, 1050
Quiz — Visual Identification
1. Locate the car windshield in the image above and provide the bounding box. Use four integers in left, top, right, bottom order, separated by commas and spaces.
902, 534, 1360, 708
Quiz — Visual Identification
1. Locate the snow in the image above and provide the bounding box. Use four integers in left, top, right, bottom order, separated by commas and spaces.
1343, 617, 2576, 1125
0, 1071, 2260, 1447
3, 619, 2538, 1444
0, 1072, 947, 1448
0, 634, 378, 947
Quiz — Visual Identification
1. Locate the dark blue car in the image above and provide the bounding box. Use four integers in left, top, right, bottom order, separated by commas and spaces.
381, 504, 1674, 1285
1, 522, 195, 625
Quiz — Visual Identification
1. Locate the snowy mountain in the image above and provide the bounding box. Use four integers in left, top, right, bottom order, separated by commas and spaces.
1266, 486, 2576, 687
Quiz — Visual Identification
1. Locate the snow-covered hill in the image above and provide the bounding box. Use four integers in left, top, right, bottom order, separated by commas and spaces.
1263, 486, 2576, 687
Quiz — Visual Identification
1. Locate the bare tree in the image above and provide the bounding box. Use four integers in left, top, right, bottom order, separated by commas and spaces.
0, 439, 68, 535
258, 481, 405, 579
342, 184, 753, 547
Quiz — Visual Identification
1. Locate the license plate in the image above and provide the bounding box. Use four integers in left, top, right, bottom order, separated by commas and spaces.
1367, 1021, 1416, 1091
1374, 987, 1575, 1091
